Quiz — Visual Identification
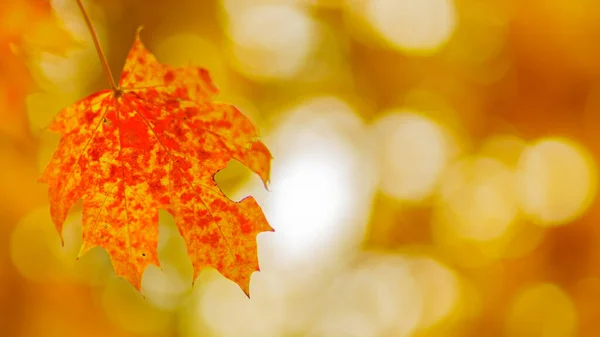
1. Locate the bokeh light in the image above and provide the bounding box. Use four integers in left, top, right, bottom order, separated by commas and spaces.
435, 156, 518, 242
245, 96, 376, 270
199, 270, 286, 337
408, 256, 461, 330
312, 253, 422, 337
10, 207, 70, 283
223, 3, 318, 81
516, 138, 597, 226
35, 0, 105, 93
506, 283, 578, 337
371, 110, 456, 202
4, 0, 600, 336
357, 0, 457, 53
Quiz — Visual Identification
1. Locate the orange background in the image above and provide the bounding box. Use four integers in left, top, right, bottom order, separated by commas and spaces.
2, 0, 600, 336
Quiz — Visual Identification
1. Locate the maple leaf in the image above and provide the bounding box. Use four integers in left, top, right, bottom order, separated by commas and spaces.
40, 27, 273, 296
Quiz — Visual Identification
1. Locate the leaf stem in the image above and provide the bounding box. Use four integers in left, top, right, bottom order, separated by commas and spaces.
75, 0, 119, 92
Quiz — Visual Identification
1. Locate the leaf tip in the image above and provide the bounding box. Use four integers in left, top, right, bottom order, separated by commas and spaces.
237, 275, 253, 299
242, 287, 251, 299
121, 274, 144, 295
76, 243, 88, 260
262, 179, 271, 191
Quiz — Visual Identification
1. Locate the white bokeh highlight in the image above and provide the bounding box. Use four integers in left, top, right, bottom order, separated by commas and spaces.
365, 0, 457, 53
224, 3, 318, 80
372, 111, 455, 202
516, 138, 597, 226
195, 96, 379, 337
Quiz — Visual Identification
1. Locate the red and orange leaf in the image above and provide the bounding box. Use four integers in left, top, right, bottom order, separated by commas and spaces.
40, 27, 273, 296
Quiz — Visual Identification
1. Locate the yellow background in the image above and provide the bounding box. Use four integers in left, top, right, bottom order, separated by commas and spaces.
2, 0, 600, 336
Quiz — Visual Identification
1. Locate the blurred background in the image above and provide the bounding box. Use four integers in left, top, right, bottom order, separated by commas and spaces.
2, 0, 600, 336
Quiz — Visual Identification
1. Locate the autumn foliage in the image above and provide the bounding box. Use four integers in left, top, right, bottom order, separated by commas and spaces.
40, 28, 273, 296
0, 0, 70, 142
8, 1, 600, 336
0, 0, 71, 219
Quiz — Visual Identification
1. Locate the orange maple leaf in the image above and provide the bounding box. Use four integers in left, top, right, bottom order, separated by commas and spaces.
40, 28, 273, 296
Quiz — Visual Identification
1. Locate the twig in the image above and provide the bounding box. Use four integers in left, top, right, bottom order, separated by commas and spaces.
75, 0, 120, 92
